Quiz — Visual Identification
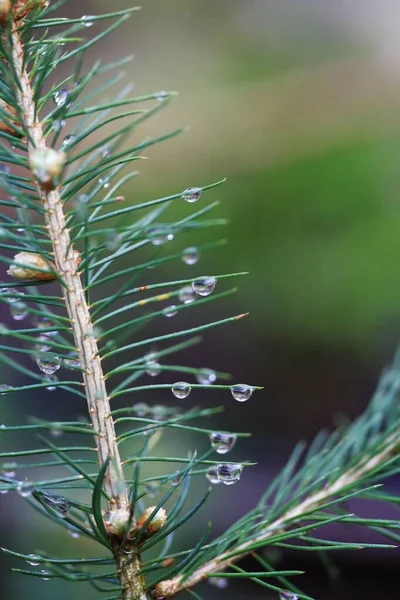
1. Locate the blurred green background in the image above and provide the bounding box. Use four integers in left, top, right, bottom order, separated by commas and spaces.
2, 1, 400, 599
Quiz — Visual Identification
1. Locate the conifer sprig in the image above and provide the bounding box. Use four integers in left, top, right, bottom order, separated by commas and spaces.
0, 3, 399, 600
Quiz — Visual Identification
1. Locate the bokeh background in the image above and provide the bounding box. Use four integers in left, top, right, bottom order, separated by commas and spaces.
1, 0, 400, 599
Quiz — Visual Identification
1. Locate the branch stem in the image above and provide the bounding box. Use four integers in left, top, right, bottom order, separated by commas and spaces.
9, 25, 147, 600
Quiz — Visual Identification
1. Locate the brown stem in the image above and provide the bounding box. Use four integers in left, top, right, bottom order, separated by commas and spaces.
9, 23, 148, 600
161, 433, 399, 596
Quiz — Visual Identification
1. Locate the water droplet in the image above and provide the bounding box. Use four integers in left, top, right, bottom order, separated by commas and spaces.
148, 226, 174, 246
16, 482, 32, 497
37, 489, 70, 518
171, 381, 191, 399
1, 288, 24, 304
205, 466, 221, 484
40, 570, 50, 581
98, 177, 110, 188
231, 384, 253, 402
209, 577, 229, 589
146, 361, 161, 377
101, 144, 111, 158
0, 489, 8, 495
133, 402, 149, 417
10, 301, 28, 321
152, 405, 167, 421
2, 462, 17, 477
181, 246, 199, 265
178, 285, 196, 305
210, 432, 237, 454
35, 334, 51, 353
36, 354, 61, 375
163, 304, 177, 318
192, 276, 216, 297
216, 463, 243, 485
35, 316, 56, 332
145, 482, 160, 498
26, 554, 40, 566
50, 427, 63, 438
82, 15, 94, 27
170, 470, 182, 487
63, 351, 80, 370
68, 529, 80, 539
62, 134, 75, 149
155, 90, 168, 101
0, 385, 13, 395
279, 592, 298, 600
197, 368, 216, 385
45, 374, 58, 391
53, 87, 69, 107
52, 119, 66, 132
182, 187, 202, 203
106, 233, 122, 251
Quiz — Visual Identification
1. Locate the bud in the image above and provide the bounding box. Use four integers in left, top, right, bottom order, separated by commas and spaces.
0, 0, 11, 25
0, 100, 21, 137
7, 252, 56, 282
103, 508, 130, 537
29, 148, 65, 189
152, 580, 177, 599
137, 506, 167, 536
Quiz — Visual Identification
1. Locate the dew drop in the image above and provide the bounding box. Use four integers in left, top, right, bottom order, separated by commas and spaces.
209, 577, 229, 589
133, 402, 149, 417
26, 554, 40, 566
0, 490, 8, 495
196, 368, 216, 385
216, 463, 243, 485
230, 384, 253, 402
192, 276, 216, 297
0, 385, 14, 395
52, 119, 66, 132
2, 462, 17, 477
10, 301, 28, 321
170, 470, 182, 487
148, 226, 174, 246
210, 432, 237, 454
155, 90, 168, 101
181, 246, 199, 265
37, 489, 70, 518
98, 177, 110, 188
163, 305, 177, 318
35, 334, 51, 353
171, 381, 191, 399
178, 285, 196, 305
2, 289, 24, 304
145, 482, 160, 498
101, 144, 111, 158
279, 592, 298, 600
45, 374, 58, 391
146, 361, 161, 377
62, 134, 75, 149
82, 15, 94, 27
35, 316, 56, 334
69, 530, 80, 539
53, 87, 69, 107
36, 354, 61, 375
182, 187, 202, 203
50, 425, 63, 438
152, 405, 167, 421
17, 482, 32, 498
205, 466, 221, 485
63, 351, 80, 370
40, 570, 50, 581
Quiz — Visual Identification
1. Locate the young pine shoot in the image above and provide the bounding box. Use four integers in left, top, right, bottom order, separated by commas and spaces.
0, 3, 399, 600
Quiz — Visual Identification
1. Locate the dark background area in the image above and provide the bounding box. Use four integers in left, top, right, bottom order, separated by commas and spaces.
1, 1, 400, 599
